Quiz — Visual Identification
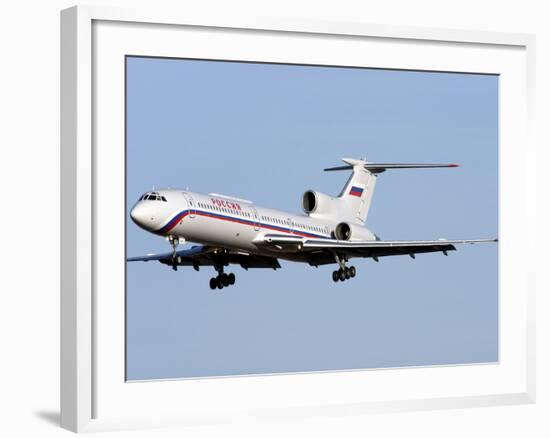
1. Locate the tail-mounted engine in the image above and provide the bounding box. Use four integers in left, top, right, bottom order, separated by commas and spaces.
334, 221, 375, 241
335, 222, 352, 240
302, 190, 339, 215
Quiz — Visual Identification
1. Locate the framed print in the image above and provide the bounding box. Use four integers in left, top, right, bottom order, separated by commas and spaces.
124, 57, 500, 382
60, 5, 536, 433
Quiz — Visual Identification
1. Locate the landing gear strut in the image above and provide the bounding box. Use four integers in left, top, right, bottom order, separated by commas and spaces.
331, 253, 356, 283
167, 235, 181, 271
209, 265, 236, 290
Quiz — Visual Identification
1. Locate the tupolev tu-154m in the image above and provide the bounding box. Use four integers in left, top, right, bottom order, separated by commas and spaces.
128, 158, 497, 289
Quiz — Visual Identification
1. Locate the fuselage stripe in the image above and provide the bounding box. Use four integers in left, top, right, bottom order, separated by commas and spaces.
155, 209, 329, 239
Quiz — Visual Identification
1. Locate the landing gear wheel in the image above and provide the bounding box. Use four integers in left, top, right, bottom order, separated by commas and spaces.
209, 278, 217, 290
228, 273, 236, 285
344, 267, 351, 279
338, 269, 346, 282
332, 270, 339, 282
216, 276, 224, 289
349, 266, 356, 278
221, 273, 230, 287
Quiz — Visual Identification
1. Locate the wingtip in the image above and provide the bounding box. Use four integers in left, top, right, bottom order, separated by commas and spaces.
448, 164, 460, 167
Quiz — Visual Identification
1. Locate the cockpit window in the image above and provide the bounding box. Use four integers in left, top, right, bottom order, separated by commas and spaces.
140, 191, 167, 202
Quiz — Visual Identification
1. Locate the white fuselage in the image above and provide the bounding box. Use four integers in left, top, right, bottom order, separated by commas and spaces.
130, 189, 376, 261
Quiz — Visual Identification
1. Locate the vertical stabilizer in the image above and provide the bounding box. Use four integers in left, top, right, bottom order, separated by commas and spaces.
336, 158, 376, 224
324, 158, 459, 224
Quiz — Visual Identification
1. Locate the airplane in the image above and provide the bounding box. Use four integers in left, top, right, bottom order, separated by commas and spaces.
127, 158, 497, 290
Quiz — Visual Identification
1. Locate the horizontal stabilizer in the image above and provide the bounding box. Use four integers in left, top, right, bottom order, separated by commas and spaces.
325, 160, 459, 173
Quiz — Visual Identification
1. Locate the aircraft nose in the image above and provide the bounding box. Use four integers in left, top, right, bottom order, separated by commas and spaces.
130, 202, 155, 229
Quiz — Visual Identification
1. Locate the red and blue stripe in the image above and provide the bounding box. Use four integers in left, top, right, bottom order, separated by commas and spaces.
154, 209, 329, 239
155, 210, 191, 235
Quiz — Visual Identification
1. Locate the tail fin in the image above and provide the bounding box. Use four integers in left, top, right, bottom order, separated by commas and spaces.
325, 158, 459, 224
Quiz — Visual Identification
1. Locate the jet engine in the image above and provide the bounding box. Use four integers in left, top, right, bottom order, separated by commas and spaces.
334, 221, 375, 241
302, 190, 339, 215
334, 222, 352, 240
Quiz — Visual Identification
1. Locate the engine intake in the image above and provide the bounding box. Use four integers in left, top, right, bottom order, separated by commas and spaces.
334, 222, 375, 241
302, 190, 338, 215
302, 190, 317, 213
335, 222, 352, 240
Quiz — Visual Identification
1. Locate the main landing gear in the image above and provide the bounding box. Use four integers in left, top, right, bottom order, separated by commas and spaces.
332, 266, 356, 282
331, 253, 356, 283
209, 265, 236, 290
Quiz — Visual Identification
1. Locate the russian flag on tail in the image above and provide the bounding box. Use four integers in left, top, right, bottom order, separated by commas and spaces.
349, 186, 364, 197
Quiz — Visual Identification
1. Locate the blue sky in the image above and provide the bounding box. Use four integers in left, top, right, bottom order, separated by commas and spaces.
126, 56, 498, 380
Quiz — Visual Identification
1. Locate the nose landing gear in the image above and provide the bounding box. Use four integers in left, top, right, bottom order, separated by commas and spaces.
167, 235, 184, 271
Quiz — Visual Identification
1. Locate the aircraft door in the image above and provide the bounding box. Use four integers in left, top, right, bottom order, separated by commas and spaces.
250, 207, 260, 231
183, 192, 196, 218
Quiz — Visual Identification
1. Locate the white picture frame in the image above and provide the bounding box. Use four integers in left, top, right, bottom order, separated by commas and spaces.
60, 4, 536, 433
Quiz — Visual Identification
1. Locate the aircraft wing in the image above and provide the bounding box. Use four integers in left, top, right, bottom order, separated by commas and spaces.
127, 245, 281, 270
257, 234, 497, 265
